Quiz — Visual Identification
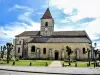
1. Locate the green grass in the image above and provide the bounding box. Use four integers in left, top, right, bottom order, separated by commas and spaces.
61, 61, 94, 67
0, 60, 95, 67
0, 60, 53, 66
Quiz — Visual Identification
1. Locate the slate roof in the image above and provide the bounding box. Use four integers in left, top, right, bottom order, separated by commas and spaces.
16, 31, 87, 37
52, 31, 87, 36
41, 8, 53, 19
15, 30, 91, 43
15, 31, 40, 37
29, 37, 91, 43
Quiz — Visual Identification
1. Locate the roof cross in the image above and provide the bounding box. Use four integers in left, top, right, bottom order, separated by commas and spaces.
47, 0, 49, 8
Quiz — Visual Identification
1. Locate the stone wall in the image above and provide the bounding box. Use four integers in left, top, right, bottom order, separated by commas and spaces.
27, 43, 91, 60
14, 36, 32, 58
14, 37, 92, 60
41, 19, 54, 36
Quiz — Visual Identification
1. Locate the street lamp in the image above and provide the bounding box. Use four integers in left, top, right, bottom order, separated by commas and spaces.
94, 43, 97, 48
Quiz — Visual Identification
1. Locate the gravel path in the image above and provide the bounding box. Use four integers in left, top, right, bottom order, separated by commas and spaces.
48, 61, 62, 67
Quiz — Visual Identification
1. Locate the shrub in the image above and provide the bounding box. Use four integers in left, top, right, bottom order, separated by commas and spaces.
9, 56, 12, 60
0, 58, 2, 60
64, 60, 68, 62
2, 58, 7, 61
15, 57, 19, 61
12, 61, 15, 65
29, 62, 32, 66
45, 62, 48, 66
11, 57, 15, 61
73, 60, 76, 62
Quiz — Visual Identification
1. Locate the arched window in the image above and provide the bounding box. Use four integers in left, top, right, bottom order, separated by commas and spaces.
31, 46, 35, 52
83, 48, 85, 54
45, 22, 48, 27
18, 47, 20, 53
43, 48, 46, 54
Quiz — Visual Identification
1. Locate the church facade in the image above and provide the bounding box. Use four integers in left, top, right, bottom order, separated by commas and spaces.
13, 8, 92, 60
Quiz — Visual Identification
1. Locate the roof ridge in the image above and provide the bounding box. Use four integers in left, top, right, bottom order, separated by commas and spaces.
24, 30, 39, 32
15, 31, 40, 37
54, 30, 85, 32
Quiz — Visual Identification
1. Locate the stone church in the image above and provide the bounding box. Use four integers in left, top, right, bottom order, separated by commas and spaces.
13, 8, 92, 60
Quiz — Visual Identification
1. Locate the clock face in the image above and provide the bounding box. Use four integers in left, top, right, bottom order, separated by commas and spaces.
45, 27, 48, 31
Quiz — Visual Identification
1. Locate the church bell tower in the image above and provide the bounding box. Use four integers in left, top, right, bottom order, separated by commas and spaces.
40, 8, 54, 36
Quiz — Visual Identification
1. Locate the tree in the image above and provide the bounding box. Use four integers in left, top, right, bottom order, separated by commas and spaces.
6, 42, 13, 64
1, 45, 6, 58
0, 46, 3, 58
66, 46, 73, 66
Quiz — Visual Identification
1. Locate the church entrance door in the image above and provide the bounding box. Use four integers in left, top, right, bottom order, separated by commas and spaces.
55, 51, 59, 60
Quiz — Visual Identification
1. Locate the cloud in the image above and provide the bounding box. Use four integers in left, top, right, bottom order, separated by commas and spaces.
0, 22, 40, 39
18, 12, 34, 24
76, 17, 96, 24
55, 25, 73, 31
64, 8, 78, 17
1, 2, 100, 49
50, 0, 100, 48
85, 18, 100, 40
9, 4, 33, 12
0, 21, 40, 47
50, 0, 100, 18
37, 12, 43, 15
0, 4, 40, 46
0, 28, 7, 35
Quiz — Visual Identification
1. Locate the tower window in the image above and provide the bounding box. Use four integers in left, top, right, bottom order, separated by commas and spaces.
43, 48, 46, 54
45, 22, 48, 27
31, 46, 35, 52
18, 47, 20, 53
83, 48, 85, 54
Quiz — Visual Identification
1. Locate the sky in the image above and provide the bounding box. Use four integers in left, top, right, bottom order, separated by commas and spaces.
0, 0, 100, 48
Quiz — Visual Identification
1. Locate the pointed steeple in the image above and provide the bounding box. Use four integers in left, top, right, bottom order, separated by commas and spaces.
41, 8, 53, 19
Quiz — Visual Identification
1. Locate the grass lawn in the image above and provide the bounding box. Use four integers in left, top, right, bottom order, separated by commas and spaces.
61, 61, 94, 67
0, 60, 53, 66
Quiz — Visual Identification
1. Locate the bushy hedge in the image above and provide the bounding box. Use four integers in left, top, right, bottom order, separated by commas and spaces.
15, 57, 19, 61
2, 58, 7, 61
10, 57, 15, 61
